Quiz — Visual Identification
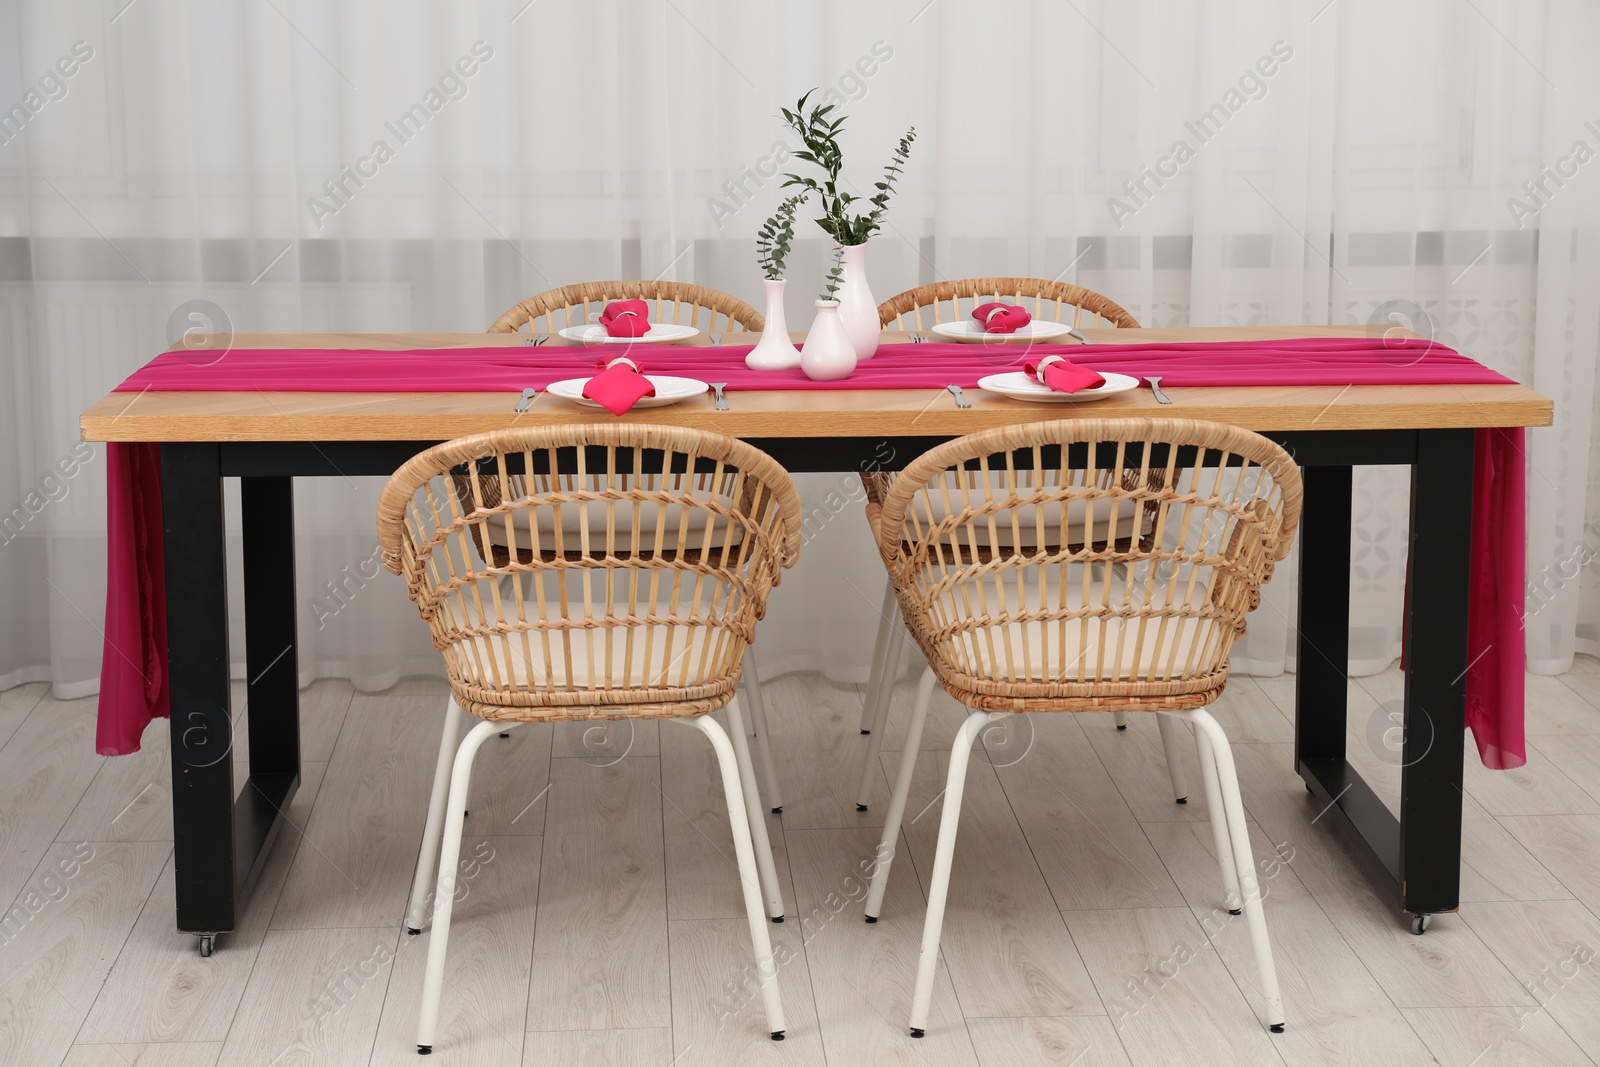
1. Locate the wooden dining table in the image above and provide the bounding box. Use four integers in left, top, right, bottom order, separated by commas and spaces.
80, 325, 1553, 953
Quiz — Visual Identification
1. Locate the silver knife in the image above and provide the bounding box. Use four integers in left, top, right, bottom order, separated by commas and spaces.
946, 384, 971, 409
710, 383, 730, 410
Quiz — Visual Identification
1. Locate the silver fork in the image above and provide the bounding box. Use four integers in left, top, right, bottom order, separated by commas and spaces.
1144, 376, 1174, 404
710, 383, 730, 410
910, 333, 927, 343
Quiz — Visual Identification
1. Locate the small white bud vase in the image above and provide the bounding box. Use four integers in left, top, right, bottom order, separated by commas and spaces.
801, 300, 857, 381
834, 241, 881, 360
745, 278, 802, 370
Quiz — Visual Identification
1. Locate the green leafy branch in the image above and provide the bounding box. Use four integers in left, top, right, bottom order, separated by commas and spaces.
779, 89, 915, 247
756, 193, 806, 280
820, 245, 845, 302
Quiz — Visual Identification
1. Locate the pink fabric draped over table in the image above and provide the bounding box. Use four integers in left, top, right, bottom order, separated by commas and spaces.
97, 335, 1527, 768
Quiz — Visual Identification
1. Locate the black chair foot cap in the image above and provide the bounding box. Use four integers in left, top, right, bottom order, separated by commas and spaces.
771, 806, 783, 814
1116, 724, 1128, 731
865, 915, 878, 924
1228, 908, 1242, 916
498, 732, 510, 738
417, 1045, 432, 1055
860, 729, 871, 735
1175, 796, 1188, 804
771, 915, 784, 924
910, 1028, 925, 1038
856, 803, 869, 812
1270, 1024, 1285, 1034
771, 1031, 785, 1041
406, 927, 421, 936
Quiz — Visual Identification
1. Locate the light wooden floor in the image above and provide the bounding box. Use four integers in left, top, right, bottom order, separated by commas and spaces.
4, 658, 1600, 1067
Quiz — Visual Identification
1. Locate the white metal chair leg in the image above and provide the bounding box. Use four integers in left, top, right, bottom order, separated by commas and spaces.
864, 666, 937, 920
1155, 712, 1190, 804
858, 579, 899, 733
679, 715, 788, 1039
908, 708, 1009, 1037
1193, 720, 1242, 913
724, 696, 786, 922
741, 649, 784, 813
855, 617, 906, 811
406, 697, 465, 934
1113, 710, 1128, 730
1184, 708, 1286, 1033
417, 717, 508, 1054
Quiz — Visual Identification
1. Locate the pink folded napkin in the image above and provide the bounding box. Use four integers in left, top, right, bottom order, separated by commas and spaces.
972, 302, 1032, 334
1023, 354, 1105, 393
582, 357, 656, 415
599, 299, 650, 338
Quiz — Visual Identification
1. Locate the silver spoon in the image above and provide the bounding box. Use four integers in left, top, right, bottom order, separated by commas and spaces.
1144, 376, 1173, 404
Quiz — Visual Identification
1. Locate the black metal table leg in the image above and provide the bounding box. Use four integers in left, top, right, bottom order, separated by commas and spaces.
238, 477, 302, 903
1397, 429, 1473, 917
1293, 431, 1475, 921
162, 443, 238, 935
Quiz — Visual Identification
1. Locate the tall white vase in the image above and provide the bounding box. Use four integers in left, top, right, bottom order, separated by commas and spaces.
835, 242, 880, 360
745, 278, 802, 370
801, 300, 858, 381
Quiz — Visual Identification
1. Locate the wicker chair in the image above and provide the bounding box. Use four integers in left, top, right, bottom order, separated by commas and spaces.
485, 286, 785, 810
378, 425, 803, 1051
876, 277, 1141, 331
489, 280, 765, 337
857, 279, 1143, 751
860, 417, 1301, 1039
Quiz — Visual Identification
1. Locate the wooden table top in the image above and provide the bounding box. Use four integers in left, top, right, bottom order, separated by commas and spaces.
80, 326, 1553, 443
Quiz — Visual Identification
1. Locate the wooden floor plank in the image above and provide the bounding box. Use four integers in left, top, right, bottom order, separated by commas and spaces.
966, 1016, 1135, 1067
213, 927, 399, 1067
1402, 1006, 1597, 1067
784, 826, 979, 1064
1458, 898, 1600, 1054
1499, 815, 1600, 915
0, 694, 109, 910
60, 1042, 223, 1067
520, 1028, 671, 1067
667, 917, 826, 1064
893, 740, 1105, 1018
524, 755, 669, 1032
1060, 907, 1282, 1067
82, 763, 328, 1044
369, 834, 541, 1066
0, 841, 170, 1067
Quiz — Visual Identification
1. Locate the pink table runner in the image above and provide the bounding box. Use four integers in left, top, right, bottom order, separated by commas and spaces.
97, 335, 1527, 768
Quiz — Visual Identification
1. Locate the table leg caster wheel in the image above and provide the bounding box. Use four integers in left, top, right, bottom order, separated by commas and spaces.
197, 934, 215, 957
1411, 914, 1430, 934
1270, 1023, 1285, 1034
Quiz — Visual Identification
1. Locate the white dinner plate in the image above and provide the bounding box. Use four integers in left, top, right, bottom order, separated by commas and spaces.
930, 320, 1078, 343
546, 374, 710, 408
976, 370, 1140, 403
558, 323, 700, 345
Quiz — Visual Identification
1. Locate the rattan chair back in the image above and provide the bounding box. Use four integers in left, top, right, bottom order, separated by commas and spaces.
869, 418, 1301, 712
490, 281, 764, 336
378, 425, 802, 722
877, 278, 1140, 331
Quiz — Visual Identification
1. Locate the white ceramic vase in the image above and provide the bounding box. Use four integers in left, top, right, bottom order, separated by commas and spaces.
834, 241, 880, 360
745, 278, 802, 370
801, 300, 858, 381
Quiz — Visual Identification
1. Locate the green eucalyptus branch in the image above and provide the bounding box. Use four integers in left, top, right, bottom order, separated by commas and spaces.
820, 245, 845, 302
780, 89, 915, 247
756, 193, 806, 280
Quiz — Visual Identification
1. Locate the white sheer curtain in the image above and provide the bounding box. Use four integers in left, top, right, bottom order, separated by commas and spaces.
2, 0, 1596, 702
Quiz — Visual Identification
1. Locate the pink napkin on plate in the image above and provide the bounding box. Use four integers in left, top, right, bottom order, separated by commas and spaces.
599, 299, 650, 338
972, 302, 1032, 334
582, 357, 656, 414
1023, 354, 1104, 393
